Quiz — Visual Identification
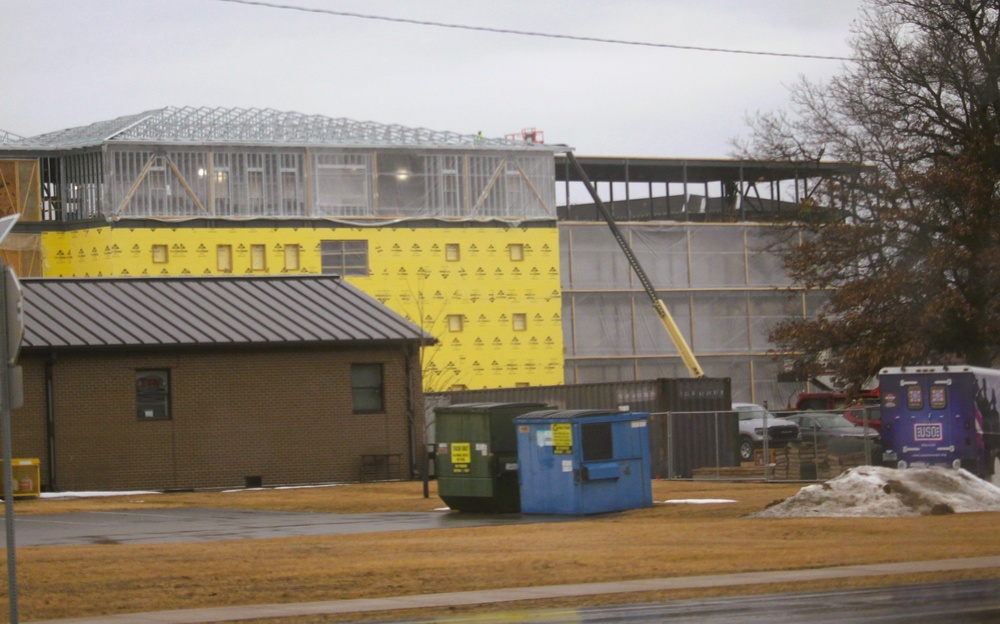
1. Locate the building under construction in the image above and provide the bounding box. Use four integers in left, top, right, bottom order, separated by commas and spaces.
0, 107, 860, 405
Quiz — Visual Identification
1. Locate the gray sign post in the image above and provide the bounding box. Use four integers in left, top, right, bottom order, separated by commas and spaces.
0, 213, 23, 623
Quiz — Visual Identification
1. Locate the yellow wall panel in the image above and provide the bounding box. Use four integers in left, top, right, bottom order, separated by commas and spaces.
38, 224, 564, 391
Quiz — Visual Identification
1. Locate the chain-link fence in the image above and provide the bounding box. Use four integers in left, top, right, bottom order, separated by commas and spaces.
654, 407, 881, 481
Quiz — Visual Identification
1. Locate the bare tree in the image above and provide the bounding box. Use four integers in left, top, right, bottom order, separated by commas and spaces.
735, 0, 1000, 392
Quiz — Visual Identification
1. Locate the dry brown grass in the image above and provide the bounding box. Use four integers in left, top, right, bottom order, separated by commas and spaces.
4, 479, 1000, 622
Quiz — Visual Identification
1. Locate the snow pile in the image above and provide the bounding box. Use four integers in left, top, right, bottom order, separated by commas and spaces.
751, 466, 1000, 518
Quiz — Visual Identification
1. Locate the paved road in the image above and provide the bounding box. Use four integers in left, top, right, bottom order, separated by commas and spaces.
393, 578, 1000, 623
26, 557, 1000, 624
8, 508, 572, 546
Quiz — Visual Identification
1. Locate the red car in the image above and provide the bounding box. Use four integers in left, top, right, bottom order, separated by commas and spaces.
788, 388, 880, 412
843, 403, 881, 432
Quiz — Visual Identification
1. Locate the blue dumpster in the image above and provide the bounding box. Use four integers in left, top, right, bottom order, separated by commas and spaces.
514, 409, 653, 515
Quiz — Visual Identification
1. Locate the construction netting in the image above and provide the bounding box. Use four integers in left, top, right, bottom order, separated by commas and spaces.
560, 222, 829, 407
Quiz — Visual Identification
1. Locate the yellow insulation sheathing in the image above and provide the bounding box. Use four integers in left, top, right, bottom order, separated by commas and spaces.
41, 224, 564, 390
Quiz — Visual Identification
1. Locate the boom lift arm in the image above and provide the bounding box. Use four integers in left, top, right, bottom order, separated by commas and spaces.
565, 152, 704, 378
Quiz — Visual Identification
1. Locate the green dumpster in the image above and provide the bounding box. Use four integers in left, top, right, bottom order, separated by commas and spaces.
434, 402, 551, 512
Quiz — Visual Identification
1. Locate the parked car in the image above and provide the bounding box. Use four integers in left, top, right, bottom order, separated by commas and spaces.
784, 412, 880, 457
787, 388, 880, 412
733, 403, 800, 462
843, 403, 881, 432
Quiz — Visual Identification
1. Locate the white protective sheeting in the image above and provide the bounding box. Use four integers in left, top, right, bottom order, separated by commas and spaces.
560, 222, 823, 406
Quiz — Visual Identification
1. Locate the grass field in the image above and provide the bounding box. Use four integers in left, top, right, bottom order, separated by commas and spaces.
3, 478, 1000, 623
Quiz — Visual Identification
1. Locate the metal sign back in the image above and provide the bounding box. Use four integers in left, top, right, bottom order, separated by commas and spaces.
4, 267, 22, 365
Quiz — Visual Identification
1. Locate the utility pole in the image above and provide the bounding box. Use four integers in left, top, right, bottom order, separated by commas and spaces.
0, 213, 25, 624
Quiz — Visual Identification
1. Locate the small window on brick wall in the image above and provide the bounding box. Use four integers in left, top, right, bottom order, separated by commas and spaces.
352, 363, 384, 413
136, 370, 170, 421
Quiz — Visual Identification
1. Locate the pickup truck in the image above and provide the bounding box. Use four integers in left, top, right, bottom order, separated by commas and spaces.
733, 403, 800, 462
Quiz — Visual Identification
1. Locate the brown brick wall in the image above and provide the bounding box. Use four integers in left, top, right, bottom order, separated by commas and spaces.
14, 344, 425, 491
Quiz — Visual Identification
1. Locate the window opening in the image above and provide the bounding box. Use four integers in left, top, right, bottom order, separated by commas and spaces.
217, 245, 233, 272
136, 370, 170, 420
214, 168, 231, 215
152, 244, 169, 264
352, 363, 384, 413
447, 315, 464, 332
284, 244, 300, 271
509, 243, 525, 261
248, 169, 265, 215
445, 243, 460, 262
321, 240, 369, 276
250, 244, 267, 271
281, 169, 301, 215
512, 313, 527, 331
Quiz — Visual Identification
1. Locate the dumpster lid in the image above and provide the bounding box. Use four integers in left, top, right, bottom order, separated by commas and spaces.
434, 402, 551, 414
514, 409, 627, 421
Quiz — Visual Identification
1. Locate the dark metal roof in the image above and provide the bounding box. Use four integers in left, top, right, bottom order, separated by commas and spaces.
555, 155, 867, 184
514, 409, 628, 421
434, 402, 552, 414
21, 275, 435, 350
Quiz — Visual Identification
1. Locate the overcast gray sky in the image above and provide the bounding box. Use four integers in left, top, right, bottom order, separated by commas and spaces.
2, 0, 861, 158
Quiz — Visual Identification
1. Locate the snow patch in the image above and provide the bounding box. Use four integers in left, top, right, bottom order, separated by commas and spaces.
41, 491, 159, 499
751, 466, 1000, 518
660, 499, 737, 505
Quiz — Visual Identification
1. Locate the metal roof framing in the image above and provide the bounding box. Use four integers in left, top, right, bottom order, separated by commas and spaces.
2, 107, 562, 152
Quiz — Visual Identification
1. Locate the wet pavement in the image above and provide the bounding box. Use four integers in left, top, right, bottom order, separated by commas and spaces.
8, 508, 574, 546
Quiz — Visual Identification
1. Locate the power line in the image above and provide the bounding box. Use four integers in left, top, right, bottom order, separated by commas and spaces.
214, 0, 855, 62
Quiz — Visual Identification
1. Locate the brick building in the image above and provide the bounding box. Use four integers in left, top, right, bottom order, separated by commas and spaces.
12, 275, 433, 492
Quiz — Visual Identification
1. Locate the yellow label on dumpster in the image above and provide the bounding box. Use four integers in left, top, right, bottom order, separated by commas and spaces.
552, 423, 572, 454
451, 442, 471, 472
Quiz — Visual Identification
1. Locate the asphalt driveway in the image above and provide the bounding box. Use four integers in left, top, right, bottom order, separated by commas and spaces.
5, 508, 573, 546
